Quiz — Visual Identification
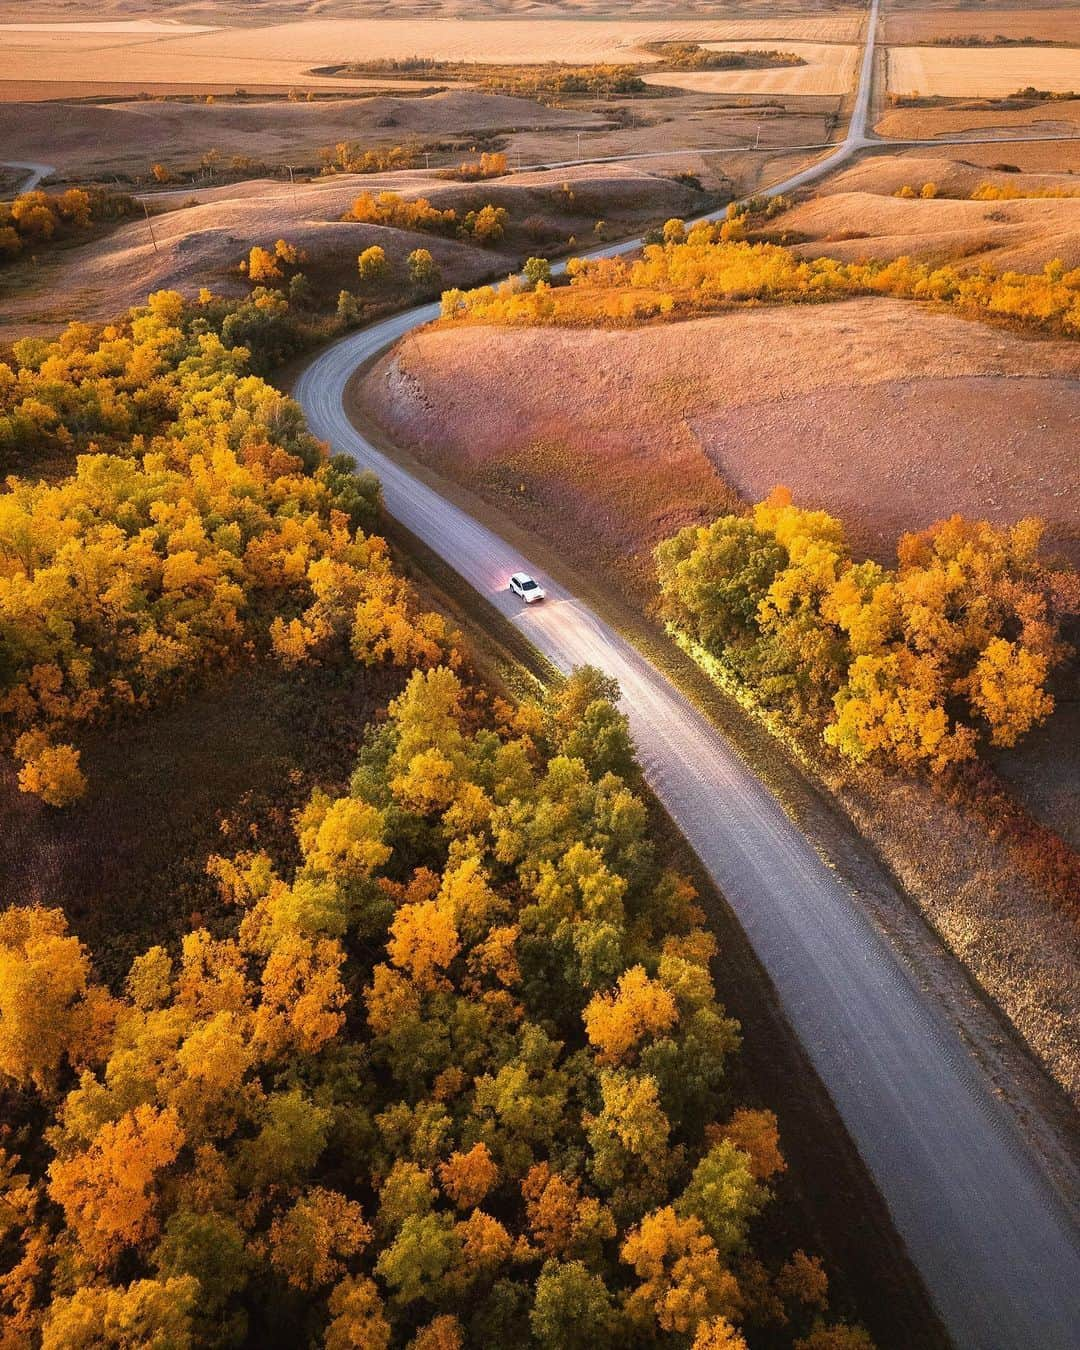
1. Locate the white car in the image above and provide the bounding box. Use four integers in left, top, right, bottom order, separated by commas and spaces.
509, 571, 546, 603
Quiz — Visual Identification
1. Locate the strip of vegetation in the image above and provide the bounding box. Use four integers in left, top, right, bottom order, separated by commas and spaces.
0, 289, 455, 805
925, 34, 1066, 47
0, 657, 872, 1348
439, 212, 1080, 337
319, 59, 649, 98
642, 43, 806, 71
0, 188, 138, 265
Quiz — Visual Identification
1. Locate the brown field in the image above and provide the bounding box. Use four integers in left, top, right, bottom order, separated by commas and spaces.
0, 161, 709, 337
355, 301, 1080, 1100
0, 84, 836, 195
0, 0, 866, 16
887, 46, 1080, 98
773, 156, 1080, 270
876, 97, 1080, 139
0, 89, 603, 180
643, 41, 860, 96
882, 7, 1080, 46
359, 301, 1079, 591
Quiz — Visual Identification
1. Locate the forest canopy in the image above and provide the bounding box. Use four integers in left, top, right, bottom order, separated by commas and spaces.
0, 666, 869, 1349
0, 290, 453, 804
655, 489, 1079, 775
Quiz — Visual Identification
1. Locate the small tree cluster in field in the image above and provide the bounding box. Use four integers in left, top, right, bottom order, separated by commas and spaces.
461, 204, 509, 244
894, 183, 938, 199
646, 42, 804, 71
320, 141, 425, 175
454, 151, 509, 182
245, 237, 307, 284
0, 188, 137, 263
437, 222, 1080, 336
0, 290, 454, 803
346, 191, 460, 236
346, 191, 511, 247
0, 663, 871, 1348
656, 488, 1079, 774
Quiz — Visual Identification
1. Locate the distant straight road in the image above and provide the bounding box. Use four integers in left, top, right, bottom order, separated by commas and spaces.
299, 2, 1080, 1344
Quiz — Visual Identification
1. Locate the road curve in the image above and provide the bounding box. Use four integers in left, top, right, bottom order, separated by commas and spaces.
296, 2, 1080, 1344
3, 160, 54, 192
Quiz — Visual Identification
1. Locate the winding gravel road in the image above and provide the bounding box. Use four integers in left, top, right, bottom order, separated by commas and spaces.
297, 2, 1080, 1344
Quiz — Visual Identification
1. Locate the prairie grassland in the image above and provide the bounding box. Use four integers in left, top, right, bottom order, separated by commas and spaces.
643, 41, 859, 96
0, 89, 602, 179
887, 45, 1080, 98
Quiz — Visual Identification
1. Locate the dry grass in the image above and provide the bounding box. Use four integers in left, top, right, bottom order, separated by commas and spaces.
887, 46, 1080, 98
359, 297, 1080, 585
776, 188, 1080, 272
0, 13, 869, 92
0, 0, 863, 15
0, 14, 864, 97
876, 97, 1080, 139
0, 89, 603, 179
772, 154, 1080, 271
831, 759, 1080, 1106
643, 41, 860, 96
0, 161, 709, 337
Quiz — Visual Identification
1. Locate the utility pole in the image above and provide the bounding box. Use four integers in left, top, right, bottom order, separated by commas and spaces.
287, 164, 298, 210
577, 130, 583, 161
141, 199, 159, 253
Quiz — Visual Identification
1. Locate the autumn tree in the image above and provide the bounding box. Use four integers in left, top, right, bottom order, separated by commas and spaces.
358, 244, 391, 287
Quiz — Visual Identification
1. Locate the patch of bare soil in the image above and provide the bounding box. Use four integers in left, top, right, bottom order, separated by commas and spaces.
356, 299, 1080, 1104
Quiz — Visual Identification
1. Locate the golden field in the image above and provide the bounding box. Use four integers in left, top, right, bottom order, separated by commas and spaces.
0, 14, 865, 98
887, 45, 1080, 98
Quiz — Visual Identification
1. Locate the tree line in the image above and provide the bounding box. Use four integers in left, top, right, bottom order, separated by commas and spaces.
655, 488, 1078, 775
438, 218, 1080, 336
0, 188, 138, 264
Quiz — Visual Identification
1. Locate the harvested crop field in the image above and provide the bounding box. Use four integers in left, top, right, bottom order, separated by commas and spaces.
643, 41, 860, 96
887, 46, 1080, 98
0, 14, 865, 97
0, 0, 862, 15
358, 300, 1080, 593
883, 7, 1080, 46
876, 98, 1080, 139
